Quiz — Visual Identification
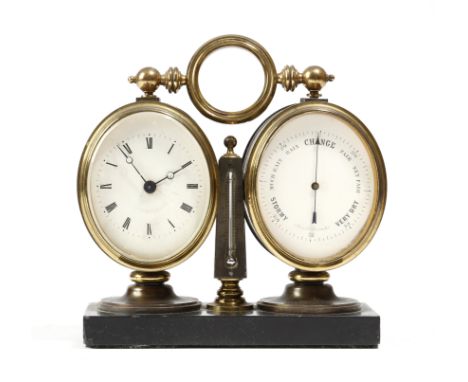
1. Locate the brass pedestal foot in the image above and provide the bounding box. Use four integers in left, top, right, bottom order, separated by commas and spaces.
97, 271, 201, 314
207, 280, 253, 313
257, 270, 361, 314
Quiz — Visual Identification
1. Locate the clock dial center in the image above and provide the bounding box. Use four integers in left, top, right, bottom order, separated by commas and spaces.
144, 180, 157, 194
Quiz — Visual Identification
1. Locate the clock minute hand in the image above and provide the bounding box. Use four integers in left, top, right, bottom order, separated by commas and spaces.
117, 145, 147, 183
172, 160, 192, 175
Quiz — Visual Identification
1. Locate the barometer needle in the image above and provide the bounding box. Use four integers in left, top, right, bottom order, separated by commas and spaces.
312, 132, 320, 224
117, 145, 147, 183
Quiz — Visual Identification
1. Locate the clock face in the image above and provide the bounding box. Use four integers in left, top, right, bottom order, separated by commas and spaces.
85, 109, 214, 266
244, 104, 385, 269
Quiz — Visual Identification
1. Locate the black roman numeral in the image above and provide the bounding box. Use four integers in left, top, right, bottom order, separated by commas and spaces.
147, 223, 152, 236
105, 202, 117, 213
122, 217, 131, 230
123, 143, 132, 154
167, 142, 175, 154
187, 183, 199, 189
167, 219, 175, 229
100, 184, 112, 189
180, 203, 193, 213
146, 137, 153, 149
105, 162, 118, 167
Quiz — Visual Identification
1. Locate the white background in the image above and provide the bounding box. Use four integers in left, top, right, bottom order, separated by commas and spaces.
2, 0, 467, 380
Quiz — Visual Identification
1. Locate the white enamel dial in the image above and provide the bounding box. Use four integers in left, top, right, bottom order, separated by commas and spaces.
253, 111, 376, 263
87, 110, 212, 264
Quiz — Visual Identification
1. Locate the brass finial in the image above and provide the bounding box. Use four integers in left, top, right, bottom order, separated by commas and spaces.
223, 136, 239, 158
302, 66, 334, 98
161, 67, 186, 93
129, 67, 187, 98
277, 65, 301, 92
278, 65, 334, 99
128, 67, 161, 98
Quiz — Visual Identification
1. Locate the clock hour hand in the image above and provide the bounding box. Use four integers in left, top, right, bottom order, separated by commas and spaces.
117, 145, 147, 183
154, 160, 193, 185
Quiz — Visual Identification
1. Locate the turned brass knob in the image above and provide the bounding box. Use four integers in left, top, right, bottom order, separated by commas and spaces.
128, 67, 161, 97
129, 67, 186, 98
278, 65, 334, 98
302, 66, 334, 95
222, 135, 239, 158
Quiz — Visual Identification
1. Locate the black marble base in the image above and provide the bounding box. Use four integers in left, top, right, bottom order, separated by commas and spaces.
83, 303, 379, 348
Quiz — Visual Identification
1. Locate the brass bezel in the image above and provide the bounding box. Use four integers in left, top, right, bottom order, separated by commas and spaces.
78, 101, 218, 272
244, 102, 387, 272
186, 34, 277, 124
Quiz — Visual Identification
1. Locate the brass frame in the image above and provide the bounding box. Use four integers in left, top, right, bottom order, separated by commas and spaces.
78, 100, 218, 271
186, 35, 277, 124
244, 101, 387, 272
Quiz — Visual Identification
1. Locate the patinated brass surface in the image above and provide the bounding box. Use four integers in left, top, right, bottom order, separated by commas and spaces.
208, 136, 252, 313
257, 270, 361, 314
97, 271, 201, 314
289, 269, 329, 283
214, 136, 247, 279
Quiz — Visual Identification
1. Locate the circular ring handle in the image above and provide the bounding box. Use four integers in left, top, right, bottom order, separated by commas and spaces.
186, 35, 277, 124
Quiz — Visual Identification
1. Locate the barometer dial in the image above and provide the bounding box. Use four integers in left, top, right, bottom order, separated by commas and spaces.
244, 102, 386, 271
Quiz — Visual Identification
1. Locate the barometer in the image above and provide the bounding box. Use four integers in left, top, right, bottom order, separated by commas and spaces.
78, 68, 218, 313
244, 66, 387, 313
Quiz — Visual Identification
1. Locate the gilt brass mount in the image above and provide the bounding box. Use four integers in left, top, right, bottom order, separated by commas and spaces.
128, 35, 334, 123
97, 271, 201, 314
257, 270, 361, 314
186, 35, 277, 123
277, 65, 334, 99
207, 279, 253, 313
128, 67, 186, 99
